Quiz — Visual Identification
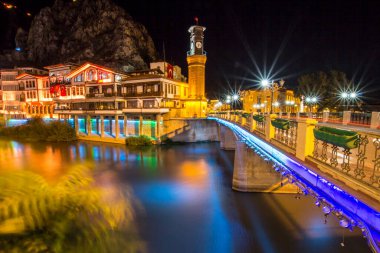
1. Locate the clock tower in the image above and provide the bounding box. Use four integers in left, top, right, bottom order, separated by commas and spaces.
187, 24, 207, 99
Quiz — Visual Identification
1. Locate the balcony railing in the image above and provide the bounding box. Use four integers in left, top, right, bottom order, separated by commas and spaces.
122, 91, 163, 97
86, 92, 123, 98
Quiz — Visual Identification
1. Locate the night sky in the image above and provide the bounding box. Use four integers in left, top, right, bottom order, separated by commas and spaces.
1, 0, 380, 100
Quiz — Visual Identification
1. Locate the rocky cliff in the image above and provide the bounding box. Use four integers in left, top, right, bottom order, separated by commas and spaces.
2, 0, 156, 70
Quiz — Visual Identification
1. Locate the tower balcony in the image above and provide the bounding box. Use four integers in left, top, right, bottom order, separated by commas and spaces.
187, 50, 207, 56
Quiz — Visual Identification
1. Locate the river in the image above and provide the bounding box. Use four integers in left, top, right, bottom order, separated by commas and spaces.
0, 140, 371, 253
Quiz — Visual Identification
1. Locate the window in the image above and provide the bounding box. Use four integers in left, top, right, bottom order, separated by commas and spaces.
74, 73, 83, 82
87, 69, 97, 81
98, 71, 109, 80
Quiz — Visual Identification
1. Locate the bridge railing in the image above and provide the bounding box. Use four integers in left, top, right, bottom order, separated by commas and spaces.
209, 112, 380, 198
272, 120, 298, 151
309, 127, 380, 189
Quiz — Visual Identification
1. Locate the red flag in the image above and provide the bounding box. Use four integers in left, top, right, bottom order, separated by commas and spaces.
167, 64, 173, 79
60, 85, 67, 96
194, 16, 199, 25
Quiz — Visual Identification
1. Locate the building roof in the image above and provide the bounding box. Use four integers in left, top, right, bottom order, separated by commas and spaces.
16, 73, 48, 80
66, 62, 125, 78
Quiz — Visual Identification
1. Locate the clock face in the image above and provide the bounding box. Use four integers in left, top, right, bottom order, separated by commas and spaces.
196, 41, 202, 49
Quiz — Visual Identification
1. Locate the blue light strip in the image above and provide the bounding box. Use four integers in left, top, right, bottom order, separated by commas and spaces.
209, 117, 380, 252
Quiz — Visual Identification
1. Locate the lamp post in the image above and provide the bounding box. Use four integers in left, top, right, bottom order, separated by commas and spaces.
340, 91, 357, 110
305, 96, 318, 113
261, 79, 284, 114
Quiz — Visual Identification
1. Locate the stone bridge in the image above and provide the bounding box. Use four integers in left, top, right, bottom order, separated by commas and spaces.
212, 115, 380, 252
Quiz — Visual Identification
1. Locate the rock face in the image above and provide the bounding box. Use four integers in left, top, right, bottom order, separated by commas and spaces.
3, 0, 157, 70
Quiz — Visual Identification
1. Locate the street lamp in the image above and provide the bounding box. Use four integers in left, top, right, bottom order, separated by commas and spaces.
305, 96, 318, 113
340, 91, 358, 110
260, 79, 284, 114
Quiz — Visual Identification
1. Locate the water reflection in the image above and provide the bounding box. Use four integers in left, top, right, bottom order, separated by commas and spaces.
0, 140, 371, 253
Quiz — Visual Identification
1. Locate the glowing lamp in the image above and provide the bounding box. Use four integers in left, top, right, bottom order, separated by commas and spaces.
322, 206, 331, 214
232, 94, 239, 101
261, 79, 269, 87
350, 92, 357, 98
341, 92, 348, 99
339, 219, 349, 228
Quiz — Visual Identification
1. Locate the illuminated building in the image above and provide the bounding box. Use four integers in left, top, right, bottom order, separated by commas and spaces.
0, 67, 47, 119
16, 73, 53, 118
241, 87, 300, 114
52, 22, 208, 121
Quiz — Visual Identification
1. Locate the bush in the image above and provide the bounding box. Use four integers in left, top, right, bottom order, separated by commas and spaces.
125, 135, 153, 146
0, 117, 77, 142
0, 166, 143, 252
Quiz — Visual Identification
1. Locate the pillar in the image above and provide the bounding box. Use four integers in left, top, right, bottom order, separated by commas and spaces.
342, 111, 351, 125
139, 115, 143, 136
96, 117, 99, 135
250, 114, 257, 132
100, 115, 105, 138
370, 112, 380, 129
232, 141, 294, 192
115, 115, 120, 139
219, 125, 236, 150
265, 114, 277, 141
86, 115, 92, 135
322, 111, 329, 123
156, 114, 161, 141
109, 116, 113, 136
74, 115, 79, 135
242, 117, 247, 126
295, 118, 318, 161
124, 115, 128, 136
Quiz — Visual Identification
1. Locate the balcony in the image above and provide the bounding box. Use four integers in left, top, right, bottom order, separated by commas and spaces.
122, 91, 163, 98
86, 92, 123, 98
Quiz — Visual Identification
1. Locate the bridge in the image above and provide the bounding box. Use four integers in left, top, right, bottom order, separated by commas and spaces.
209, 113, 380, 252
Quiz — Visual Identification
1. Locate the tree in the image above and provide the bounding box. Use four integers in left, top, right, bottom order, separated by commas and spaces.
297, 70, 350, 111
0, 165, 144, 252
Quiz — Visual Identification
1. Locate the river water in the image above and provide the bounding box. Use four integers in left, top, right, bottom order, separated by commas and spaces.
0, 140, 371, 253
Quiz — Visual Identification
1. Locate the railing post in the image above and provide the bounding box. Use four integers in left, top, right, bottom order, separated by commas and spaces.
295, 118, 317, 161
342, 111, 351, 125
287, 112, 290, 119
370, 112, 380, 129
265, 114, 277, 141
322, 111, 329, 122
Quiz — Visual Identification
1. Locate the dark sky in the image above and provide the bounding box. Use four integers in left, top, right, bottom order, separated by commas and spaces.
1, 0, 380, 100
